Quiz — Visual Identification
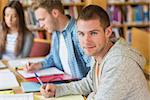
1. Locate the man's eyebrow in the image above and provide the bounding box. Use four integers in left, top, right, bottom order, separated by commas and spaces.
37, 18, 44, 21
77, 31, 83, 33
89, 29, 100, 32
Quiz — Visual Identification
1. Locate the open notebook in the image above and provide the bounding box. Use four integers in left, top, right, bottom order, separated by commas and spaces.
18, 67, 64, 78
0, 69, 19, 90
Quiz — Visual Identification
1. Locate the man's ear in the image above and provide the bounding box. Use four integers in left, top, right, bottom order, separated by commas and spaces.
51, 9, 59, 18
105, 26, 112, 38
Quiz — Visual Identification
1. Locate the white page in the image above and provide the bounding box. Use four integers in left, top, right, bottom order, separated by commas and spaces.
8, 57, 45, 68
0, 93, 33, 100
18, 67, 64, 78
35, 94, 84, 100
0, 69, 19, 90
0, 61, 6, 68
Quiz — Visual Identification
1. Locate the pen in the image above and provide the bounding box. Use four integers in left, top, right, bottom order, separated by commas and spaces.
34, 73, 44, 85
15, 66, 24, 70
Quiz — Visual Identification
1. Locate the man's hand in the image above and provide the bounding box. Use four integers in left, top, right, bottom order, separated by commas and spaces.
23, 62, 42, 72
40, 84, 56, 98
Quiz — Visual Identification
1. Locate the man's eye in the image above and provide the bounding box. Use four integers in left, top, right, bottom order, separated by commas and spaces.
91, 32, 97, 36
78, 32, 84, 37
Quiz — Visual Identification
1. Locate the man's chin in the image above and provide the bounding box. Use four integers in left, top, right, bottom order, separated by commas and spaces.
45, 29, 53, 33
47, 29, 53, 33
84, 51, 93, 56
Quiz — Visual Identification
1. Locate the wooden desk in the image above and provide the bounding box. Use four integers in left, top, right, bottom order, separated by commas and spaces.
0, 58, 86, 100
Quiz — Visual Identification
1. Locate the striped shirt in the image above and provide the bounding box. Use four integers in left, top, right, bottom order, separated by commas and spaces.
2, 33, 18, 60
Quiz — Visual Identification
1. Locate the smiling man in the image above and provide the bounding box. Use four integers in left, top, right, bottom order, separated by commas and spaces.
40, 5, 150, 100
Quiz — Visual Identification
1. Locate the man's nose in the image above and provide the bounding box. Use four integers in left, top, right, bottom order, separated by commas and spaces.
84, 34, 91, 42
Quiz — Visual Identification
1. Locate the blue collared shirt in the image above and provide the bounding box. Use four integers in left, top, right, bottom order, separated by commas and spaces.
41, 17, 91, 78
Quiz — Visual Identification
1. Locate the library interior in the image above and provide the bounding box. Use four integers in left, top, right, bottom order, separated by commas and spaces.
0, 0, 149, 99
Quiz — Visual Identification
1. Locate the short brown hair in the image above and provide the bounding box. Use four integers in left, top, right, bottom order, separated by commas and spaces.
32, 0, 64, 14
78, 5, 110, 30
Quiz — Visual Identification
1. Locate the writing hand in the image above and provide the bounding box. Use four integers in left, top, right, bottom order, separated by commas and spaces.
40, 84, 56, 98
23, 62, 42, 72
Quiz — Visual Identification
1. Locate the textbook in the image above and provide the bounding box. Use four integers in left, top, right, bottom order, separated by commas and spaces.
0, 69, 19, 90
17, 67, 77, 83
26, 74, 77, 83
18, 67, 64, 78
21, 82, 41, 93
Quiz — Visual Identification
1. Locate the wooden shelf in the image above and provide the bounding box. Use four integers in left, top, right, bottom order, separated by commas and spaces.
34, 38, 51, 43
112, 22, 150, 28
27, 26, 45, 31
63, 2, 85, 6
112, 24, 124, 28
22, 4, 31, 9
108, 2, 150, 6
124, 22, 150, 27
22, 2, 86, 8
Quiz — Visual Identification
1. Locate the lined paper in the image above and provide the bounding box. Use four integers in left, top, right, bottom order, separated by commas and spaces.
0, 93, 33, 100
0, 69, 19, 90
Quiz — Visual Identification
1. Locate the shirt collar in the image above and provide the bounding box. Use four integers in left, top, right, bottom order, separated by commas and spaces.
62, 15, 76, 33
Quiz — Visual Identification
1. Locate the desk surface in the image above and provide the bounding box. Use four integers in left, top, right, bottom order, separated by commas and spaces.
0, 58, 85, 100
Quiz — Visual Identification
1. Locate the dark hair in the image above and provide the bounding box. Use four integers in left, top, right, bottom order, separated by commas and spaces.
0, 1, 30, 55
32, 0, 64, 14
77, 5, 110, 30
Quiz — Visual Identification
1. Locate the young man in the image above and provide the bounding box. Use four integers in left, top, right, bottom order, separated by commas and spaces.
40, 5, 150, 99
24, 0, 91, 78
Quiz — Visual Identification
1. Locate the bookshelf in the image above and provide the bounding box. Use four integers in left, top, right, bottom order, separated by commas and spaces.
62, 0, 86, 19
63, 0, 106, 19
0, 0, 8, 20
107, 0, 150, 43
1, 0, 106, 40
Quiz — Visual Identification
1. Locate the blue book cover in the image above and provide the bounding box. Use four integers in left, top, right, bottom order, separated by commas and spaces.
21, 82, 41, 93
134, 6, 143, 22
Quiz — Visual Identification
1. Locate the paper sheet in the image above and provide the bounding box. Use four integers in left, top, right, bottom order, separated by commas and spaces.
18, 67, 64, 78
0, 61, 6, 68
0, 69, 19, 90
7, 57, 44, 68
0, 93, 33, 100
34, 94, 84, 100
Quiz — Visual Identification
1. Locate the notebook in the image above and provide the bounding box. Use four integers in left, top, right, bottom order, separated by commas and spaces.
0, 61, 6, 68
0, 93, 33, 100
0, 69, 19, 90
18, 67, 64, 78
21, 82, 41, 93
0, 90, 14, 94
26, 74, 77, 83
7, 57, 44, 69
